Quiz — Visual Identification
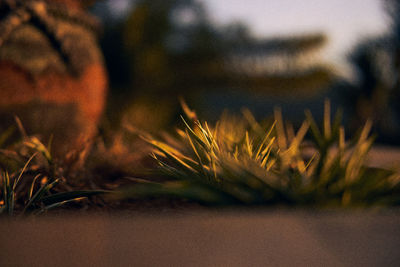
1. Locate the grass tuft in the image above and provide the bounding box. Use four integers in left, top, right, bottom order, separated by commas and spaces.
0, 135, 110, 216
121, 101, 400, 207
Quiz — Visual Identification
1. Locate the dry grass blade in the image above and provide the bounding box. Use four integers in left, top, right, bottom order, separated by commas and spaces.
28, 174, 42, 200
324, 99, 331, 139
13, 152, 37, 191
24, 137, 52, 164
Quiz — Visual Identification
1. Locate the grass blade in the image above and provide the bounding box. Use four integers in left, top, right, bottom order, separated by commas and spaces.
13, 153, 37, 191
22, 179, 60, 214
41, 190, 111, 206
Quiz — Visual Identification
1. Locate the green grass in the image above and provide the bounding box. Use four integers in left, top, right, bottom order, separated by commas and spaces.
119, 101, 400, 207
1, 101, 400, 215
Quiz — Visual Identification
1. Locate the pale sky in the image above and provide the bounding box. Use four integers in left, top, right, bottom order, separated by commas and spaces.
202, 0, 391, 68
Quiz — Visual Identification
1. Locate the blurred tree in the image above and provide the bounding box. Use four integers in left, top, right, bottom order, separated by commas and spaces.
346, 37, 398, 141
223, 33, 334, 95
94, 0, 336, 132
123, 2, 334, 96
116, 0, 229, 131
344, 0, 400, 144
122, 0, 226, 95
385, 0, 400, 118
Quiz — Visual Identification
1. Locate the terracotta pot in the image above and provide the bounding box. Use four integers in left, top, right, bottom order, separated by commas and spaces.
0, 0, 107, 156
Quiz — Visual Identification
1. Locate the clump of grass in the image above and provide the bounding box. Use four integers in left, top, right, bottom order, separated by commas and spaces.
120, 101, 400, 207
0, 132, 109, 216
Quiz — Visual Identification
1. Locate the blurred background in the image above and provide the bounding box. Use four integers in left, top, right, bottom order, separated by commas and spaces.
90, 0, 400, 145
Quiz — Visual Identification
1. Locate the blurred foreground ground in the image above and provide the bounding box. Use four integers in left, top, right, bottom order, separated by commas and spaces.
0, 211, 399, 267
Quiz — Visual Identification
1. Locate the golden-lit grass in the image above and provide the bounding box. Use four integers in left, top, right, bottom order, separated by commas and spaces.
1, 101, 400, 216
0, 130, 111, 216
120, 101, 400, 207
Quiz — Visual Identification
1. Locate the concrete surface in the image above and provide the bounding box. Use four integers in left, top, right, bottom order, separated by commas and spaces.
368, 145, 400, 169
0, 211, 399, 267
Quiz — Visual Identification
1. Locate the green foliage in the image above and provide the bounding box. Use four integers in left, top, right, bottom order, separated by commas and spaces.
120, 101, 400, 207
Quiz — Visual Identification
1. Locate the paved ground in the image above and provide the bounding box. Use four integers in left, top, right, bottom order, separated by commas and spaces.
0, 146, 399, 267
0, 211, 399, 267
368, 145, 400, 169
